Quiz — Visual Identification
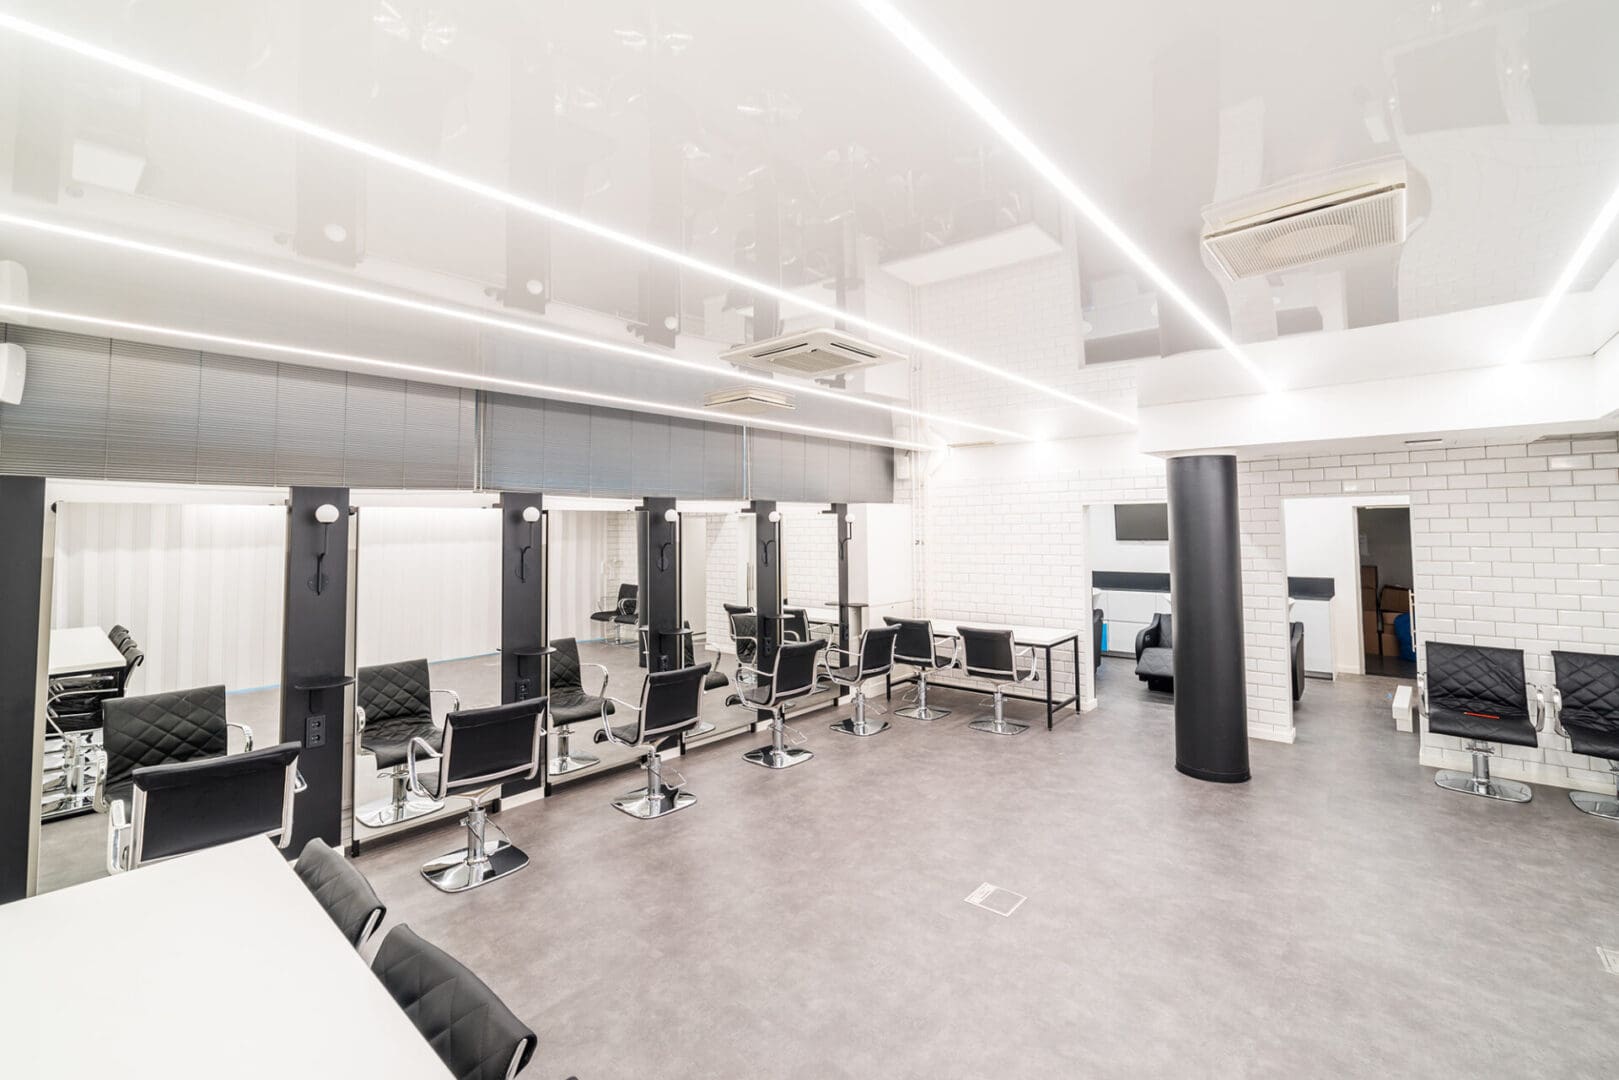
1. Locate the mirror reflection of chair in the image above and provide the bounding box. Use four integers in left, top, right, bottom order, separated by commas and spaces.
355, 659, 460, 828
294, 838, 386, 949
1421, 642, 1541, 803
1550, 650, 1619, 820
958, 626, 1038, 736
782, 607, 811, 643
595, 664, 710, 819
885, 617, 956, 721
96, 684, 255, 810
824, 624, 902, 737
371, 924, 538, 1080
546, 637, 612, 776
404, 697, 547, 892
591, 584, 637, 646
104, 740, 303, 874
725, 604, 758, 689
42, 630, 145, 820
738, 638, 826, 769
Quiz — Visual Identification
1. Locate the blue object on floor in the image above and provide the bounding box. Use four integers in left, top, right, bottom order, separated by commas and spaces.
1101, 621, 1108, 652
1394, 613, 1415, 661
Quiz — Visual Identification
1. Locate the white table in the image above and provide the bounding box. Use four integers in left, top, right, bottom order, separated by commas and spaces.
890, 618, 1084, 730
48, 626, 126, 676
0, 838, 453, 1078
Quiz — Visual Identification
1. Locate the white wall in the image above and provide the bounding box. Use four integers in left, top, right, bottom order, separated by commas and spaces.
51, 502, 286, 694
781, 510, 838, 610
1282, 494, 1410, 675
548, 510, 613, 641
354, 507, 499, 667
1086, 503, 1171, 654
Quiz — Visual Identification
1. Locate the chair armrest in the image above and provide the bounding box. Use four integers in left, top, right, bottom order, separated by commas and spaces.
355, 705, 366, 733
1015, 646, 1038, 682
106, 799, 131, 875
92, 767, 108, 814
1417, 674, 1428, 721
1134, 625, 1153, 660
599, 697, 643, 745
1533, 686, 1546, 732
429, 687, 460, 722
1551, 687, 1566, 739
582, 662, 612, 699
406, 737, 444, 799
227, 721, 254, 753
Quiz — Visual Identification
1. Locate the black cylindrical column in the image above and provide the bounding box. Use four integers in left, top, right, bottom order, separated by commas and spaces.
1168, 455, 1250, 783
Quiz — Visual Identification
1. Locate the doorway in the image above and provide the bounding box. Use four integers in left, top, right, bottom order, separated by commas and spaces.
1356, 507, 1415, 679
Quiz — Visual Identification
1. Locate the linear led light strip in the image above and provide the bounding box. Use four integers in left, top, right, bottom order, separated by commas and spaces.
0, 12, 1133, 427
853, 0, 1279, 395
0, 302, 935, 452
1505, 178, 1619, 365
0, 211, 1024, 444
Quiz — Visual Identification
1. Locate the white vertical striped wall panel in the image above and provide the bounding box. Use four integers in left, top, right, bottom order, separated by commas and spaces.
354, 508, 501, 667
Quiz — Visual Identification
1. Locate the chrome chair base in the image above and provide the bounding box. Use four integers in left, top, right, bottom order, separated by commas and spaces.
968, 716, 1029, 736
549, 750, 601, 776
743, 745, 813, 769
830, 716, 889, 737
1569, 789, 1619, 819
895, 704, 950, 721
358, 794, 445, 828
1433, 771, 1532, 802
612, 783, 697, 820
421, 839, 529, 893
688, 720, 717, 737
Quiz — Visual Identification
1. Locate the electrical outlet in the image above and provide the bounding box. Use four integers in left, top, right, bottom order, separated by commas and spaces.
515, 678, 533, 699
306, 713, 326, 748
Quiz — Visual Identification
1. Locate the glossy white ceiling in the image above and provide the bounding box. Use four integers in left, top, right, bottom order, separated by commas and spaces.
0, 0, 1615, 446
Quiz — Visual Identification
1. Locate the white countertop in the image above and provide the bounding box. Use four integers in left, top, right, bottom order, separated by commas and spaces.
49, 626, 127, 676
925, 619, 1080, 648
0, 838, 452, 1078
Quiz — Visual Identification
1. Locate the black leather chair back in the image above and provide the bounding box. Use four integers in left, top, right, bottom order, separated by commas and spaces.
116, 641, 145, 693
1092, 609, 1104, 672
109, 624, 131, 647
357, 659, 434, 743
771, 640, 825, 703
1426, 642, 1529, 720
1552, 650, 1619, 751
783, 608, 811, 642
729, 611, 758, 662
102, 684, 229, 793
641, 664, 710, 739
857, 624, 901, 677
723, 603, 754, 616
1154, 614, 1173, 649
372, 925, 537, 1080
884, 617, 935, 664
549, 637, 584, 693
440, 697, 546, 794
295, 838, 386, 948
960, 626, 1017, 679
133, 741, 300, 864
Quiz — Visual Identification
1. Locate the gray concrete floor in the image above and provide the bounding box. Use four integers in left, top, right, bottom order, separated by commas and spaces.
347, 657, 1619, 1079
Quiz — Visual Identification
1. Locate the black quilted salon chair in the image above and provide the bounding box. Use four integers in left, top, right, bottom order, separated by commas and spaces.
1092, 608, 1104, 673
372, 924, 537, 1080
737, 638, 826, 769
404, 697, 547, 892
295, 838, 386, 949
96, 684, 254, 813
958, 626, 1038, 736
42, 633, 145, 820
595, 664, 710, 819
591, 584, 637, 646
725, 604, 759, 686
824, 623, 902, 738
782, 607, 811, 643
885, 617, 957, 721
546, 637, 613, 777
1134, 613, 1173, 693
355, 659, 460, 828
1421, 642, 1542, 803
105, 741, 303, 873
1550, 650, 1619, 820
1291, 622, 1306, 703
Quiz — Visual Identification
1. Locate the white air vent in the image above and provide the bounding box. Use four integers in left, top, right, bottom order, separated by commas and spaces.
1201, 161, 1408, 280
703, 386, 796, 415
719, 328, 904, 378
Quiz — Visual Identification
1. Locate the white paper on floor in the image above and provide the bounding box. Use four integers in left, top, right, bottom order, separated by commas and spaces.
965, 882, 1027, 917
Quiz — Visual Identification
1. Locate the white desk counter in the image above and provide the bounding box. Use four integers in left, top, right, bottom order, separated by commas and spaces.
48, 626, 127, 677
0, 838, 452, 1078
924, 619, 1080, 649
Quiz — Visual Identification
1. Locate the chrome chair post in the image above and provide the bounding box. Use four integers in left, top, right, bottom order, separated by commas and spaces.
1433, 740, 1532, 803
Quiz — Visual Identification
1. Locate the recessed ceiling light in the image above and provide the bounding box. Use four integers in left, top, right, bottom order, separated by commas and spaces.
1504, 178, 1619, 364
0, 12, 1132, 427
854, 0, 1279, 395
0, 302, 933, 452
322, 222, 348, 244
0, 211, 1029, 444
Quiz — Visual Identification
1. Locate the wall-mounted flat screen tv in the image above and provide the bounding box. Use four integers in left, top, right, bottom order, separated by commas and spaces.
1115, 502, 1169, 542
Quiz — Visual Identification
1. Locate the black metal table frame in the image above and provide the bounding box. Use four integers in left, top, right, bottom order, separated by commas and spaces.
886, 631, 1082, 731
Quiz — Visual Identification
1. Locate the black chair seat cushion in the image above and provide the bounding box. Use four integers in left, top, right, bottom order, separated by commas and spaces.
1426, 704, 1538, 747
372, 925, 537, 1080
549, 690, 614, 726
1552, 650, 1619, 761
367, 721, 443, 770
295, 838, 385, 948
1136, 648, 1173, 679
589, 609, 617, 623
828, 664, 861, 683
704, 670, 729, 691
594, 721, 638, 746
612, 614, 637, 625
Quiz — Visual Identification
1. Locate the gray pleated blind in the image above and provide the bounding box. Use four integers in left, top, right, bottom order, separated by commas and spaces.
746, 431, 894, 504
0, 324, 477, 488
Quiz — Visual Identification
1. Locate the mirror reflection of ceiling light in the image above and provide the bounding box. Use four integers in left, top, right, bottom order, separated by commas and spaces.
0, 12, 1132, 426
322, 222, 348, 244
1505, 179, 1619, 365
524, 278, 545, 296
0, 303, 932, 452
854, 0, 1279, 395
0, 212, 1025, 443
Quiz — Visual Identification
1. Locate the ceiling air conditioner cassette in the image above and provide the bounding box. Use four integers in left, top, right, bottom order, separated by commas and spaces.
1201, 160, 1408, 280
719, 328, 905, 379
703, 386, 796, 416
